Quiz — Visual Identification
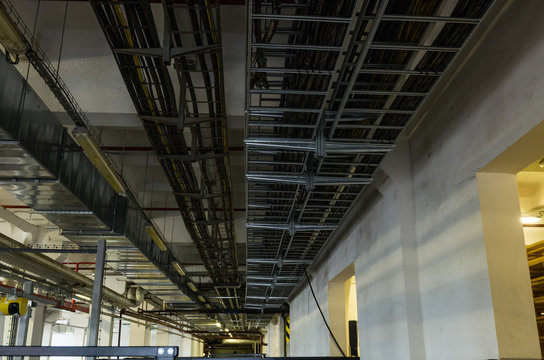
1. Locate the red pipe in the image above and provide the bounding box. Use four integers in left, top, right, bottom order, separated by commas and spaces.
0, 282, 89, 313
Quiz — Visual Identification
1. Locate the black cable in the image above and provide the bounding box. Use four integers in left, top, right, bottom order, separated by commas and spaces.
304, 268, 346, 357
56, 1, 69, 75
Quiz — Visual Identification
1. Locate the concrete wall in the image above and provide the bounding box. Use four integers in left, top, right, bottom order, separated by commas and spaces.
289, 0, 544, 359
265, 314, 285, 356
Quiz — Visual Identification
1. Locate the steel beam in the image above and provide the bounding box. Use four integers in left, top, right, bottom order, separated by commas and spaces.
252, 43, 342, 51
369, 43, 459, 52
0, 346, 178, 360
87, 238, 106, 347
250, 89, 328, 96
14, 281, 33, 360
246, 173, 372, 186
378, 14, 480, 24
246, 222, 337, 231
251, 13, 351, 23
245, 138, 395, 153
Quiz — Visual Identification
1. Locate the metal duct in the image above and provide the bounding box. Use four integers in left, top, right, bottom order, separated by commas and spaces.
0, 47, 205, 310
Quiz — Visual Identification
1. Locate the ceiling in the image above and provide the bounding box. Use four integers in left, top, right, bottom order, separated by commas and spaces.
0, 0, 498, 338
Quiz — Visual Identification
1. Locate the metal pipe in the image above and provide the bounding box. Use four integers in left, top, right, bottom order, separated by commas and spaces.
0, 233, 137, 309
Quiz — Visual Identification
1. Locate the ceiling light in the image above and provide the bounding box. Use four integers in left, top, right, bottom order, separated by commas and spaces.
172, 261, 185, 276
229, 333, 233, 338
145, 224, 168, 251
198, 295, 205, 302
215, 322, 221, 327
187, 281, 197, 292
521, 216, 541, 224
72, 127, 126, 195
0, 7, 27, 55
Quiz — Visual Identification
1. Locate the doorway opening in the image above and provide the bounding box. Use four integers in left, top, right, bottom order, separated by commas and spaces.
327, 264, 359, 357
517, 157, 544, 354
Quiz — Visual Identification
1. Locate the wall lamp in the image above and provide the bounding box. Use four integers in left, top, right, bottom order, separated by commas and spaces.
521, 215, 541, 224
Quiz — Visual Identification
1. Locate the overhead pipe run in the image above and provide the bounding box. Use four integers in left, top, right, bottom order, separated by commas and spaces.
0, 233, 138, 309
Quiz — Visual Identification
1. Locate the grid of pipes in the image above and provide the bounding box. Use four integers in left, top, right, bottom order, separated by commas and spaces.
90, 0, 241, 329
245, 0, 494, 312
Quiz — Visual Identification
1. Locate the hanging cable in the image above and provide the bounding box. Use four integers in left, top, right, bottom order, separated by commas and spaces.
304, 268, 346, 357
56, 1, 69, 75
16, 0, 41, 137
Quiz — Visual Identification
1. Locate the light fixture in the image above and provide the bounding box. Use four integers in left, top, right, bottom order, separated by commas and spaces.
198, 295, 205, 302
521, 216, 541, 224
187, 281, 197, 292
145, 224, 168, 251
0, 7, 27, 55
539, 158, 544, 168
229, 333, 233, 338
215, 322, 221, 327
72, 127, 126, 195
75, 294, 92, 301
172, 261, 185, 276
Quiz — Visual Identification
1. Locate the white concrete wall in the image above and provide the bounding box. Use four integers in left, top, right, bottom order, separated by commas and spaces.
289, 0, 544, 359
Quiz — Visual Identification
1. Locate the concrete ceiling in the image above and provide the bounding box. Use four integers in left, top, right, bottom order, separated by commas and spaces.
3, 0, 247, 252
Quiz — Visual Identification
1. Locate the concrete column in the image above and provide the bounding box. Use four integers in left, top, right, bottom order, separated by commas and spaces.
29, 305, 46, 360
382, 139, 425, 360
477, 172, 541, 359
0, 314, 5, 346
98, 313, 113, 346
180, 335, 193, 356
129, 321, 146, 346
156, 329, 169, 346
191, 337, 203, 356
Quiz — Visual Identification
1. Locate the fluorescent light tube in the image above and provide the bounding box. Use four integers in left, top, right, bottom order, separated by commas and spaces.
145, 224, 167, 251
172, 261, 185, 276
72, 127, 126, 195
187, 281, 197, 292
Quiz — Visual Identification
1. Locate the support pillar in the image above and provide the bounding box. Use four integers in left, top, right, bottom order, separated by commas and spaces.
477, 172, 541, 359
29, 305, 46, 360
12, 281, 34, 360
88, 239, 106, 347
